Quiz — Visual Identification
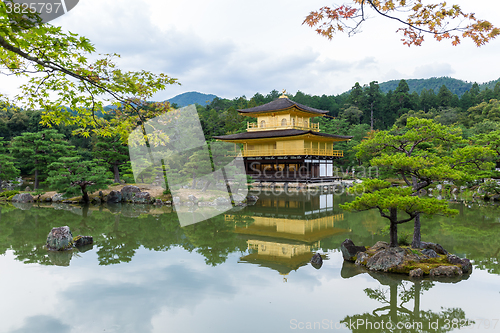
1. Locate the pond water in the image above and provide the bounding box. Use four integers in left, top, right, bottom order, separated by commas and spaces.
0, 192, 499, 333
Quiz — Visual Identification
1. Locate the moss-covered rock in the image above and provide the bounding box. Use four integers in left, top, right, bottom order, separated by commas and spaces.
342, 239, 472, 277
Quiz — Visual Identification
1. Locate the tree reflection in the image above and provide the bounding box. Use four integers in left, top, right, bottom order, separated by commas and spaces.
182, 214, 247, 266
341, 261, 473, 332
0, 202, 248, 267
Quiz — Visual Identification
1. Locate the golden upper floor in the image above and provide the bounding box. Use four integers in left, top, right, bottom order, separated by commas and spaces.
238, 97, 328, 133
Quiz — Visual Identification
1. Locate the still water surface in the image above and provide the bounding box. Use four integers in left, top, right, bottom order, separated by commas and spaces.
0, 192, 499, 332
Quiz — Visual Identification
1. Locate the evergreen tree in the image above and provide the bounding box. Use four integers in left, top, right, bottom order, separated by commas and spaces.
419, 88, 438, 111
10, 129, 74, 189
348, 82, 364, 107
92, 135, 130, 183
0, 137, 19, 188
494, 82, 500, 100
351, 118, 495, 247
362, 81, 384, 130
437, 85, 454, 107
47, 157, 112, 203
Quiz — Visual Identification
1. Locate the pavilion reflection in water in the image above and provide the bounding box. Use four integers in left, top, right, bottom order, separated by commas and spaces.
227, 192, 350, 278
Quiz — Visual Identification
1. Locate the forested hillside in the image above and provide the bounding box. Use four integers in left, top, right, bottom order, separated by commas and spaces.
378, 77, 500, 97
2, 78, 500, 192
167, 91, 217, 107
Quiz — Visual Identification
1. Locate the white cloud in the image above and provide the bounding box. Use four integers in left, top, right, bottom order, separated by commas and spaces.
413, 63, 455, 78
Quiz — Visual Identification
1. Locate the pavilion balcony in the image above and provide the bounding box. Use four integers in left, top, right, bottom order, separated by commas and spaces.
243, 147, 343, 157
247, 121, 320, 132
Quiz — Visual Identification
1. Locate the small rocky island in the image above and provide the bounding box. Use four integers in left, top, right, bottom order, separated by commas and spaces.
341, 239, 472, 278
46, 226, 93, 251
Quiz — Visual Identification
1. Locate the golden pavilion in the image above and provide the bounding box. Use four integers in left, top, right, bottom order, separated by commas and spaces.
213, 94, 352, 182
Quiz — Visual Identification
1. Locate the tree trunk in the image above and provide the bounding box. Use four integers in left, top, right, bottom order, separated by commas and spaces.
113, 163, 120, 183
81, 186, 89, 203
389, 207, 398, 247
411, 175, 422, 248
34, 168, 39, 190
201, 180, 212, 192
370, 102, 374, 131
412, 213, 422, 248
191, 171, 197, 189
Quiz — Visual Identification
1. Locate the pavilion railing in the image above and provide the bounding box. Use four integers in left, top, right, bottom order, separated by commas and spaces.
247, 122, 320, 132
242, 148, 343, 157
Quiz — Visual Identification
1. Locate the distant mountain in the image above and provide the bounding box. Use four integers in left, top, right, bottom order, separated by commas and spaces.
167, 91, 218, 107
377, 77, 500, 97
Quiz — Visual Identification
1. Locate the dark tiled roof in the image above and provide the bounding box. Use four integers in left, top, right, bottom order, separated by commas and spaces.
238, 97, 328, 115
213, 129, 352, 141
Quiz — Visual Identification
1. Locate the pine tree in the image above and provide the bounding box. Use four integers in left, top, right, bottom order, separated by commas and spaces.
347, 118, 495, 248
0, 137, 19, 188
46, 157, 112, 203
10, 129, 74, 189
92, 135, 130, 183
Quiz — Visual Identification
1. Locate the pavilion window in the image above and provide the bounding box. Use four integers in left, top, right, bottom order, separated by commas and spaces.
281, 118, 287, 126
260, 120, 266, 128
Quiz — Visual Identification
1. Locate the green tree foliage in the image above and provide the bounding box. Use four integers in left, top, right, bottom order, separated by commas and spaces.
10, 129, 73, 189
0, 137, 19, 187
339, 105, 363, 125
349, 118, 495, 247
92, 135, 130, 183
465, 99, 500, 126
0, 2, 178, 140
46, 157, 112, 202
340, 179, 457, 247
437, 85, 454, 107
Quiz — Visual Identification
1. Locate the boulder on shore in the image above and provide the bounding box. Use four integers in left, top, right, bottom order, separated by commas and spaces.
421, 242, 448, 255
121, 185, 141, 201
340, 239, 366, 262
447, 254, 472, 274
106, 190, 122, 203
11, 193, 34, 203
132, 192, 151, 204
52, 193, 64, 202
365, 247, 405, 272
430, 265, 462, 277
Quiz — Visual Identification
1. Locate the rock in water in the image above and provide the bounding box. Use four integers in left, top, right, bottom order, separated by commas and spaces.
340, 239, 367, 262
409, 268, 424, 278
47, 226, 73, 251
311, 253, 323, 269
73, 235, 93, 247
430, 266, 462, 277
447, 254, 472, 274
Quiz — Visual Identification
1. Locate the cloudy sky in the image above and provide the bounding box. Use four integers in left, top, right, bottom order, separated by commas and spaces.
11, 0, 500, 100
